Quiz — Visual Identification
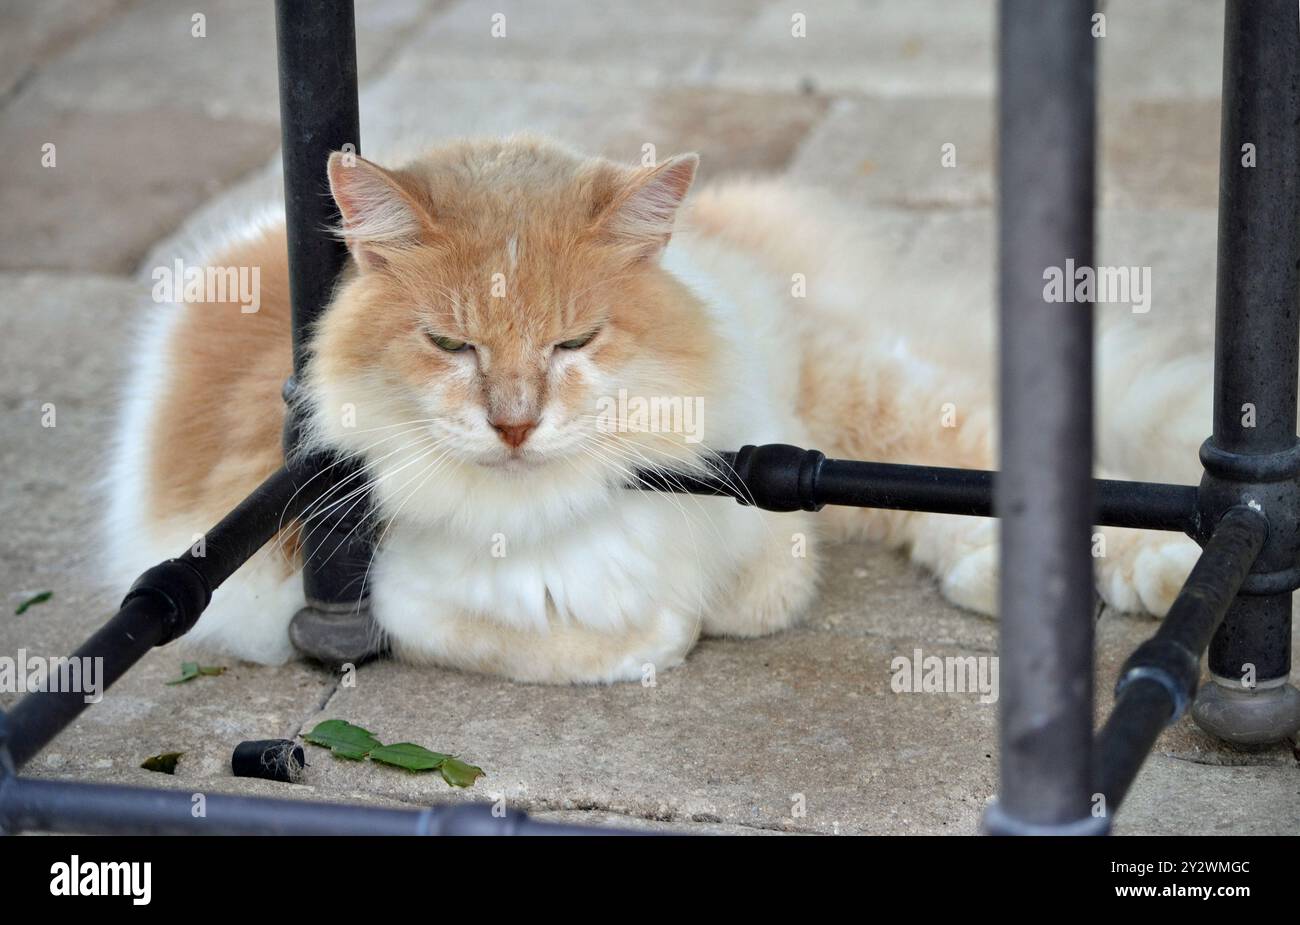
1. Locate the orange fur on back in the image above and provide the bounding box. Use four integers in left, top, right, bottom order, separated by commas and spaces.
149, 225, 292, 523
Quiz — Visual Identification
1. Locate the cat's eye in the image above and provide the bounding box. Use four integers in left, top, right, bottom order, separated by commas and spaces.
556, 329, 599, 350
428, 333, 470, 352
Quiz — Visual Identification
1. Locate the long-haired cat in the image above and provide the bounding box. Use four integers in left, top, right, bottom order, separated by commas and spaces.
109, 135, 1202, 683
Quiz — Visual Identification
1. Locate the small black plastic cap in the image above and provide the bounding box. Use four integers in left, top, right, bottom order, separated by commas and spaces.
231, 739, 306, 783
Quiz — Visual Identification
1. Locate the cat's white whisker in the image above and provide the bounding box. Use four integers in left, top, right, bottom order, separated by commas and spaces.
274, 419, 449, 544
273, 431, 446, 562
291, 433, 452, 554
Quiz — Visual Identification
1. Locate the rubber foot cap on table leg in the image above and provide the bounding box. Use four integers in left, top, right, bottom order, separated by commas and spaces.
289, 602, 387, 668
1191, 679, 1300, 745
981, 801, 1110, 836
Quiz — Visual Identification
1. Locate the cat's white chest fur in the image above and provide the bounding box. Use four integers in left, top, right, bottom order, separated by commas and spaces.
374, 490, 741, 635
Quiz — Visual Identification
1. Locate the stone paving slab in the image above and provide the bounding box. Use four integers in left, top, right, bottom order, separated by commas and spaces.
0, 273, 145, 585
1098, 0, 1225, 102
789, 96, 994, 210
789, 95, 1221, 213
1116, 757, 1300, 835
404, 0, 763, 87
711, 0, 995, 99
0, 0, 131, 101
0, 0, 455, 274
0, 101, 280, 273
16, 0, 446, 124
1101, 99, 1220, 210
363, 69, 830, 178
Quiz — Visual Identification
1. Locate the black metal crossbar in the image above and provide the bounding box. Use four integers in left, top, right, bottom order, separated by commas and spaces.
0, 775, 643, 837
639, 445, 1200, 534
2, 0, 1298, 837
1096, 505, 1268, 810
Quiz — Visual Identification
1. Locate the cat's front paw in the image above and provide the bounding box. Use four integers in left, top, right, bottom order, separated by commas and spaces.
912, 515, 999, 617
939, 543, 998, 616
1097, 532, 1199, 616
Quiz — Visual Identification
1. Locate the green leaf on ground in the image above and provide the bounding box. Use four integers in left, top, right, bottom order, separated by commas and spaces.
439, 757, 486, 788
300, 720, 483, 786
14, 591, 52, 615
165, 661, 227, 685
368, 742, 450, 772
168, 662, 200, 685
303, 719, 381, 760
141, 752, 183, 774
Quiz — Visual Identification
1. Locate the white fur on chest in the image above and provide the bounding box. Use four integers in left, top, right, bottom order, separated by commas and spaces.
372, 488, 752, 636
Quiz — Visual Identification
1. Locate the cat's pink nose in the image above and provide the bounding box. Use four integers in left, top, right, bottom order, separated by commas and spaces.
491, 419, 537, 449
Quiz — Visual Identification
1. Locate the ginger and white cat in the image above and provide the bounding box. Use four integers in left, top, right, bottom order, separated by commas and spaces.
109, 135, 1201, 683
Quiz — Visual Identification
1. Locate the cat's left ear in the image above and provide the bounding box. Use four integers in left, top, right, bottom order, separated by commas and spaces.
327, 152, 434, 270
596, 153, 699, 261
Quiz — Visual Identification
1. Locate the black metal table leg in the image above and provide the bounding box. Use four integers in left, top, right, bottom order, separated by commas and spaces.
1191, 0, 1300, 744
274, 0, 384, 666
982, 0, 1105, 835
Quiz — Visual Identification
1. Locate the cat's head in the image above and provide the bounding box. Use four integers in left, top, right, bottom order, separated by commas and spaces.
303, 137, 719, 521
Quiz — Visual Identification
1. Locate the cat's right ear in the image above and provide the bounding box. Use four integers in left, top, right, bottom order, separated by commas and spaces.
327, 152, 434, 270
591, 154, 699, 263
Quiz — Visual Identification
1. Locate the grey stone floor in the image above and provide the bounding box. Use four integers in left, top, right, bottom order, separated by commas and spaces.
0, 0, 1296, 835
